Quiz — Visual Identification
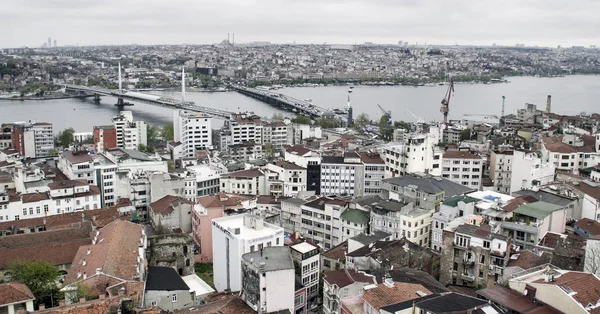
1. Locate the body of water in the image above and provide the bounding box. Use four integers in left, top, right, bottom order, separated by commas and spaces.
1, 75, 598, 133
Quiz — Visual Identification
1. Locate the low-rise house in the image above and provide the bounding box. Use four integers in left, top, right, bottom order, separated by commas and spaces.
321, 241, 347, 272
575, 218, 600, 238
501, 201, 567, 249
323, 269, 376, 314
265, 161, 307, 197
149, 195, 193, 233
144, 266, 195, 311
0, 282, 35, 314
362, 280, 432, 314
340, 208, 369, 242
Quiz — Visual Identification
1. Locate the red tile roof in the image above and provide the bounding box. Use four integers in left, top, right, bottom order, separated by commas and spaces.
286, 145, 311, 156
537, 272, 600, 309
362, 282, 432, 310
0, 282, 34, 305
324, 269, 375, 288
359, 152, 385, 164
48, 179, 89, 191
62, 151, 94, 164
575, 218, 600, 236
221, 169, 264, 178
274, 160, 306, 170
65, 220, 144, 284
149, 195, 192, 215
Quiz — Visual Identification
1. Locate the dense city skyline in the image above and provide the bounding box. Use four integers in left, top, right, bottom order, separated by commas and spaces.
2, 0, 599, 48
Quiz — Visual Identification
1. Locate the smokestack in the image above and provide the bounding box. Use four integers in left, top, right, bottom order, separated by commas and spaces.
546, 95, 552, 113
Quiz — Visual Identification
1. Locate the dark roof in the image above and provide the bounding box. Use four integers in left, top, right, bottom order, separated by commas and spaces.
221, 168, 264, 178
274, 161, 306, 170
512, 189, 575, 207
145, 266, 190, 291
380, 294, 440, 313
323, 269, 375, 288
507, 250, 553, 269
383, 175, 476, 197
242, 247, 294, 272
477, 285, 562, 314
48, 179, 90, 190
285, 145, 311, 156
442, 151, 481, 159
321, 241, 347, 261
370, 268, 449, 294
415, 293, 487, 313
455, 223, 507, 241
349, 231, 391, 247
340, 208, 369, 224
321, 156, 345, 164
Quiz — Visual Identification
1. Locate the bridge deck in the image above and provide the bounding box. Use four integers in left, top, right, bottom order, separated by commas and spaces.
64, 85, 234, 119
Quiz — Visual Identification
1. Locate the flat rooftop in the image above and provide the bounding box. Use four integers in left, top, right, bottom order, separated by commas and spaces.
214, 214, 283, 239
291, 241, 318, 254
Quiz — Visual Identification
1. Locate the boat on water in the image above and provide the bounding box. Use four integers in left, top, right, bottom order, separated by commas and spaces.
304, 98, 312, 102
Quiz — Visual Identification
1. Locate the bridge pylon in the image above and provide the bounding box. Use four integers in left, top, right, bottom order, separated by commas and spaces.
114, 97, 134, 110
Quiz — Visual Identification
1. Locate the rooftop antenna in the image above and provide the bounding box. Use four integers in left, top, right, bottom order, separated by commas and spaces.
182, 67, 186, 103
118, 61, 122, 92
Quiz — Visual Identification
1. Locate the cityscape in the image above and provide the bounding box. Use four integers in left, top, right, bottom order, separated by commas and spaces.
2, 2, 600, 314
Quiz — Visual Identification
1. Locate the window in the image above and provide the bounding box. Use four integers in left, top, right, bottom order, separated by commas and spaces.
172, 294, 177, 302
151, 301, 157, 306
483, 241, 490, 249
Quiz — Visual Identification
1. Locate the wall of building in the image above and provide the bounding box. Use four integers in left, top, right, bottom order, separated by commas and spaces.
144, 289, 195, 312
148, 234, 195, 276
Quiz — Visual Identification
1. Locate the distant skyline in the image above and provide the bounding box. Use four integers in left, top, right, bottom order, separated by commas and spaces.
2, 0, 599, 48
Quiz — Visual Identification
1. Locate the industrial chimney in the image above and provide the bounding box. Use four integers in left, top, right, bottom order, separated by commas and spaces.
546, 95, 552, 113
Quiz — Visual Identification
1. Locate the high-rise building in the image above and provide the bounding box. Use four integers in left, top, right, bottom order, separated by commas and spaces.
48, 37, 51, 48
173, 110, 212, 158
111, 111, 147, 151
53, 40, 57, 48
11, 121, 54, 158
290, 242, 320, 310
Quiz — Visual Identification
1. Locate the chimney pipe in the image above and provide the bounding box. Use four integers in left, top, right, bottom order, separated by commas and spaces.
546, 95, 552, 113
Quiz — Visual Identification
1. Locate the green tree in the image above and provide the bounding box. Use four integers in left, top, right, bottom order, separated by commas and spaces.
82, 135, 94, 144
147, 125, 160, 145
318, 116, 337, 129
394, 120, 411, 131
10, 261, 62, 308
379, 115, 393, 141
460, 128, 472, 141
353, 113, 370, 133
264, 143, 278, 162
139, 143, 155, 154
47, 149, 59, 157
291, 115, 312, 125
55, 128, 75, 148
161, 123, 174, 142
271, 113, 285, 121
167, 160, 175, 170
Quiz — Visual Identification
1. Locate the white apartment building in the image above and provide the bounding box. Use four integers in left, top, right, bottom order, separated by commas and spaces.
93, 154, 119, 207
173, 110, 212, 158
490, 150, 514, 194
320, 153, 363, 197
441, 151, 484, 190
185, 163, 226, 198
366, 199, 432, 246
58, 151, 96, 185
265, 161, 307, 197
300, 197, 347, 249
262, 121, 292, 147
220, 169, 270, 195
112, 111, 147, 151
290, 242, 320, 310
284, 145, 321, 168
241, 247, 295, 314
431, 195, 480, 251
510, 150, 556, 193
340, 208, 369, 242
383, 128, 443, 178
541, 134, 600, 174
12, 122, 54, 158
228, 115, 262, 145
0, 180, 100, 222
212, 214, 285, 292
359, 152, 385, 196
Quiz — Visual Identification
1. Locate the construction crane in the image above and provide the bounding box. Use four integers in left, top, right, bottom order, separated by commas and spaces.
406, 108, 425, 125
377, 104, 392, 127
440, 77, 455, 126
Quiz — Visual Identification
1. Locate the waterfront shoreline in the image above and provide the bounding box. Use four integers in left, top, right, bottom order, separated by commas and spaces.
0, 95, 89, 101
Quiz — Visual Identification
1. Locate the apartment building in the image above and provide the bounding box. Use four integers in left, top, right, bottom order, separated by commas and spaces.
112, 111, 147, 151
383, 128, 444, 178
265, 161, 307, 197
300, 197, 347, 249
58, 151, 96, 185
359, 152, 385, 196
501, 201, 566, 249
431, 195, 480, 251
173, 110, 212, 158
441, 151, 483, 190
262, 121, 292, 147
92, 125, 117, 153
489, 150, 514, 194
11, 121, 54, 158
220, 169, 270, 195
510, 150, 555, 193
212, 214, 284, 292
541, 134, 600, 173
439, 223, 510, 288
290, 242, 320, 310
241, 247, 295, 314
284, 145, 321, 195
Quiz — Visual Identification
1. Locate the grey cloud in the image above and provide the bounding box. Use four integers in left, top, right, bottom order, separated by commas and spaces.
1, 0, 598, 47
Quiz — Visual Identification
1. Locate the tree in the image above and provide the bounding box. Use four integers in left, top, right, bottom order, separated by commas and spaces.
147, 125, 160, 145
460, 128, 472, 141
82, 135, 94, 144
353, 113, 370, 133
47, 149, 59, 157
394, 120, 411, 131
55, 128, 75, 148
139, 143, 155, 154
167, 160, 175, 170
161, 123, 174, 142
264, 143, 278, 162
379, 115, 393, 141
291, 115, 312, 125
271, 113, 285, 121
10, 261, 62, 308
318, 116, 337, 129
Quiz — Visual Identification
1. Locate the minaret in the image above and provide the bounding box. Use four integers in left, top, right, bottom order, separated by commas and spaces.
181, 67, 186, 103
118, 61, 122, 92
347, 89, 353, 127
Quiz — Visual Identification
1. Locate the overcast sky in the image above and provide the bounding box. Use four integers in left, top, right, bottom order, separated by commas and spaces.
2, 0, 599, 48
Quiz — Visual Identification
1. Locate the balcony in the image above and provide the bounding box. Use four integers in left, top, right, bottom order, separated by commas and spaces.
461, 273, 475, 282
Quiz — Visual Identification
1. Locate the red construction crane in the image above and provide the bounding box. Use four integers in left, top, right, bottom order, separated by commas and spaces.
440, 78, 455, 126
